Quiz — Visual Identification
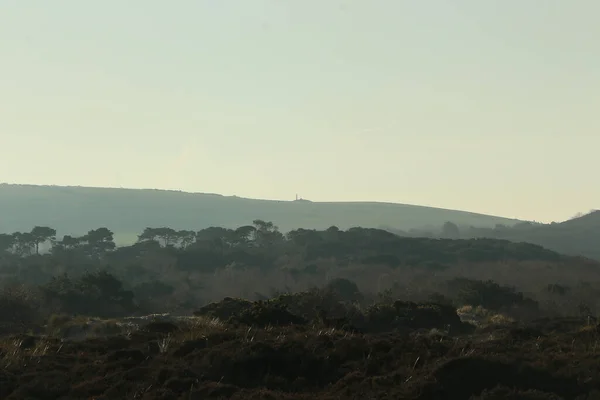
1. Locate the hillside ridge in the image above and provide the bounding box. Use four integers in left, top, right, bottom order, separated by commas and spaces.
0, 183, 519, 218
0, 184, 523, 241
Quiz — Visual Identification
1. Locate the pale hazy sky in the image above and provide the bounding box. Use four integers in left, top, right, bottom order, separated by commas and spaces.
1, 1, 598, 223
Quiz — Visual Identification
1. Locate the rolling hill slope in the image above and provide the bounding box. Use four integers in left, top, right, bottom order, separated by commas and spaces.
0, 184, 523, 243
489, 211, 600, 260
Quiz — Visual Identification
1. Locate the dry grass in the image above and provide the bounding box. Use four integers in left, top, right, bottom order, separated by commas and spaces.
0, 336, 55, 368
456, 305, 514, 327
175, 315, 226, 341
486, 313, 515, 326
45, 314, 126, 338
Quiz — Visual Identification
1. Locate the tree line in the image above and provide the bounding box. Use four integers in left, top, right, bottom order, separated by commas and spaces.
0, 219, 298, 258
0, 219, 563, 271
0, 226, 115, 257
0, 218, 580, 321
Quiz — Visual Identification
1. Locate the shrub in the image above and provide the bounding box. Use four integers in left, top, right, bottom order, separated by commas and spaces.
40, 271, 136, 318
325, 278, 363, 302
0, 284, 41, 332
447, 278, 538, 312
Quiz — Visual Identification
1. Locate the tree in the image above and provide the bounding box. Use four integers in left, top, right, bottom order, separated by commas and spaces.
83, 227, 116, 257
233, 225, 256, 246
51, 235, 82, 255
42, 271, 135, 317
11, 232, 35, 256
0, 234, 14, 254
30, 226, 57, 255
287, 228, 323, 249
194, 227, 235, 255
138, 227, 178, 247
138, 227, 160, 244
61, 235, 81, 250
323, 226, 341, 241
196, 227, 233, 250
176, 230, 196, 249
441, 221, 460, 239
325, 278, 363, 302
156, 227, 178, 247
252, 219, 284, 247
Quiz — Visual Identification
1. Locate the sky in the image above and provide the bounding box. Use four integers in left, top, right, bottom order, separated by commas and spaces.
1, 1, 598, 223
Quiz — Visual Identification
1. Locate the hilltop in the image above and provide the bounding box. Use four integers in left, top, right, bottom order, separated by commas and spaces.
0, 184, 522, 243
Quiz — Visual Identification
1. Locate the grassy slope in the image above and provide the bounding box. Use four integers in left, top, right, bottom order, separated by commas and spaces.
494, 210, 600, 260
0, 184, 522, 243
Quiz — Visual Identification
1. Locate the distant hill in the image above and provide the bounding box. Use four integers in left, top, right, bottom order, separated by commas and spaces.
458, 211, 600, 261
0, 184, 523, 244
500, 211, 600, 260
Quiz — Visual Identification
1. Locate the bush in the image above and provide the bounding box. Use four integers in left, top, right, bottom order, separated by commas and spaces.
233, 301, 307, 327
447, 278, 539, 313
0, 285, 41, 333
41, 271, 136, 318
362, 300, 472, 333
194, 297, 254, 320
325, 278, 363, 303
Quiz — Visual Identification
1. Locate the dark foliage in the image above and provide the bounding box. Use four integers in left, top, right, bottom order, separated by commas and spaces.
447, 278, 539, 312
40, 271, 136, 318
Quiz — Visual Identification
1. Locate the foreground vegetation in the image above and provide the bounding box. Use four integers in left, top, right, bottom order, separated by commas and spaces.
2, 220, 600, 398
3, 286, 600, 399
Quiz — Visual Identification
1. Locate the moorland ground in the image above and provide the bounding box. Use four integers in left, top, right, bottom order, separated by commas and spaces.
2, 222, 600, 399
